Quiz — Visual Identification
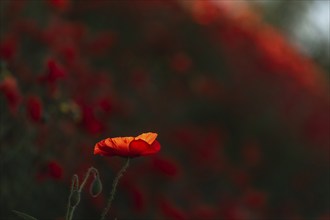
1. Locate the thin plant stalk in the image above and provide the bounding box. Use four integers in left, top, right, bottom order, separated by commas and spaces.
100, 158, 130, 220
66, 175, 79, 220
66, 167, 99, 220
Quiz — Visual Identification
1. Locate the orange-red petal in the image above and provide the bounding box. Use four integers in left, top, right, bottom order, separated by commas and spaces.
142, 140, 161, 155
135, 132, 158, 145
129, 139, 161, 156
94, 133, 160, 158
128, 139, 150, 157
94, 136, 133, 157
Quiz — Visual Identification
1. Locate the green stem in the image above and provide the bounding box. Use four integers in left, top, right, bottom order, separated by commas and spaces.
66, 175, 78, 220
66, 207, 75, 220
66, 168, 99, 220
100, 158, 130, 220
79, 167, 99, 192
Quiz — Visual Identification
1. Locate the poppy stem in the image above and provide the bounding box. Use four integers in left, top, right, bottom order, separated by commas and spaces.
100, 158, 130, 220
66, 175, 79, 220
66, 167, 99, 220
78, 167, 99, 192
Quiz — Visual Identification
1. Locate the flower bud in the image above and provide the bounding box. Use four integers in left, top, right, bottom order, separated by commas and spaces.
89, 176, 102, 197
69, 190, 81, 207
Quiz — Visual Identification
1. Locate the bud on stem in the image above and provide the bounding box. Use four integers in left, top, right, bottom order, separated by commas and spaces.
69, 190, 81, 207
65, 167, 102, 220
90, 175, 103, 197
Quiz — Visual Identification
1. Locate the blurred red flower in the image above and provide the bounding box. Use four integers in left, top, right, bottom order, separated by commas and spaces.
121, 181, 146, 213
36, 161, 63, 181
94, 132, 161, 157
151, 156, 179, 178
47, 161, 63, 179
158, 197, 188, 220
48, 0, 71, 12
0, 75, 22, 114
26, 95, 43, 122
46, 58, 66, 82
0, 35, 18, 61
39, 58, 66, 96
78, 103, 104, 135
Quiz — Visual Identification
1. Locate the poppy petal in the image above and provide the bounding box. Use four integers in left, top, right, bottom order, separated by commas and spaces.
135, 132, 158, 145
141, 140, 161, 156
129, 139, 161, 157
94, 137, 133, 157
94, 133, 160, 158
129, 139, 150, 157
107, 136, 134, 150
94, 139, 106, 154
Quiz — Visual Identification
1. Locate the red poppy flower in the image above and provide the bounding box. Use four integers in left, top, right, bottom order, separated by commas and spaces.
94, 132, 161, 157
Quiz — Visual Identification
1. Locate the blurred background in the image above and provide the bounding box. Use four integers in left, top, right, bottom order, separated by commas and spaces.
1, 0, 329, 220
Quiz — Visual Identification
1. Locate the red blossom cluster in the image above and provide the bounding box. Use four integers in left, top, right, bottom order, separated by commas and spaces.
1, 0, 329, 219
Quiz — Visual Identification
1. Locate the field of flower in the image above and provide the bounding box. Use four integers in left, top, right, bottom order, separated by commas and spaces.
1, 1, 329, 220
